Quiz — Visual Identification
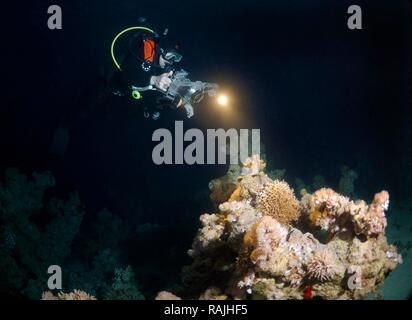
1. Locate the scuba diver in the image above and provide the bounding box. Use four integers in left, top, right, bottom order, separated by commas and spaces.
107, 18, 219, 120
49, 18, 218, 156
107, 20, 190, 120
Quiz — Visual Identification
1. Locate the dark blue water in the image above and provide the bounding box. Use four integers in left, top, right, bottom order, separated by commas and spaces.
0, 0, 411, 299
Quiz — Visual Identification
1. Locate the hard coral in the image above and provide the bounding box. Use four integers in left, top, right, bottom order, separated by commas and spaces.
255, 180, 300, 225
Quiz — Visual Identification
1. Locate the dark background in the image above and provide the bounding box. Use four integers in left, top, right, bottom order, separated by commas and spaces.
0, 0, 411, 296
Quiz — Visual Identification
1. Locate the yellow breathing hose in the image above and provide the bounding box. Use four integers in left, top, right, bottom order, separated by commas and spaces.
110, 26, 155, 70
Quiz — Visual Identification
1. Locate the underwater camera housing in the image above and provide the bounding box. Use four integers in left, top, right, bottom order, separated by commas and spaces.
164, 69, 219, 112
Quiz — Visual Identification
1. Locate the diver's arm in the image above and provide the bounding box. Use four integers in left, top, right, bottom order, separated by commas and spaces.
150, 71, 173, 92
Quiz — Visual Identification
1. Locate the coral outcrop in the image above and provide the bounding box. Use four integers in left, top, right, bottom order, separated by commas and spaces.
179, 156, 402, 300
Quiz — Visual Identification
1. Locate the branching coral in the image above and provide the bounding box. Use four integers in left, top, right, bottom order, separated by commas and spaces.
255, 180, 300, 225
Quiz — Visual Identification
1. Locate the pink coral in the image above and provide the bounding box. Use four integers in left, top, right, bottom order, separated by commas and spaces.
307, 250, 337, 282
42, 290, 96, 300
305, 188, 349, 231
241, 155, 266, 176
352, 191, 388, 237
155, 291, 182, 300
243, 216, 288, 270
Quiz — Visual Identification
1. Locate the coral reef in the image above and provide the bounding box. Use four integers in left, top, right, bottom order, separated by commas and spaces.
42, 289, 96, 300
0, 168, 84, 299
65, 209, 144, 300
0, 168, 144, 300
178, 156, 402, 300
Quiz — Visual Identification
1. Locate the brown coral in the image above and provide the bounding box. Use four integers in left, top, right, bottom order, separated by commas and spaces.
307, 250, 337, 282
255, 180, 300, 225
304, 188, 349, 232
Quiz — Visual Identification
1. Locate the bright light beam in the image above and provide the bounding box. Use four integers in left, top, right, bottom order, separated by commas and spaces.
217, 95, 229, 106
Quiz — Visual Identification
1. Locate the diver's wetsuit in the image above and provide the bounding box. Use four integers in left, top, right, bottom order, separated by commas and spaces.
109, 31, 177, 117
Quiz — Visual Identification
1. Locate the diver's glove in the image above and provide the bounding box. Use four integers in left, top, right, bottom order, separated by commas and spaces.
184, 104, 194, 118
